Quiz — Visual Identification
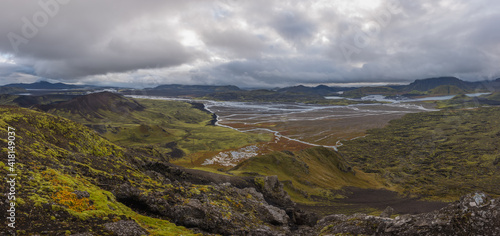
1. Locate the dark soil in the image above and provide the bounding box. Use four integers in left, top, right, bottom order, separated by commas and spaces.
298, 187, 448, 217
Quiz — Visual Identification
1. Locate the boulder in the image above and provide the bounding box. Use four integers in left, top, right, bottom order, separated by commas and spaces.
316, 192, 500, 236
103, 220, 149, 236
254, 176, 295, 208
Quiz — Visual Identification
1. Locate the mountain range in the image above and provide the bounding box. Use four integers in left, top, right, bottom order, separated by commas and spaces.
2, 77, 500, 99
3, 81, 97, 90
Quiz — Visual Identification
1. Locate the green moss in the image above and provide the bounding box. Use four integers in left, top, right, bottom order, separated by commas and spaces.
254, 177, 265, 188
339, 107, 500, 200
232, 147, 383, 204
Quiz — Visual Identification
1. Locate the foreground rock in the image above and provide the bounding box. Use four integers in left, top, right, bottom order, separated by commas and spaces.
316, 192, 500, 236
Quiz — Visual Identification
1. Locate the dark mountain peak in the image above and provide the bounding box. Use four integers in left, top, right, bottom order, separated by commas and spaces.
39, 92, 144, 118
278, 84, 353, 96
405, 76, 467, 91
315, 85, 330, 89
134, 84, 241, 97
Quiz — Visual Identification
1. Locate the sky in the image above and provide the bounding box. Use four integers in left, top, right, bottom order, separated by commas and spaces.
1, 0, 499, 88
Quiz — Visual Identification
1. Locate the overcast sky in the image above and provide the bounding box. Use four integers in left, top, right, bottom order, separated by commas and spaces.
1, 0, 499, 88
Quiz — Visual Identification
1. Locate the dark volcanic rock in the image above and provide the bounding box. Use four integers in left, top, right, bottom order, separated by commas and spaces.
103, 220, 149, 236
316, 192, 500, 236
255, 176, 295, 208
111, 181, 292, 235
380, 206, 395, 218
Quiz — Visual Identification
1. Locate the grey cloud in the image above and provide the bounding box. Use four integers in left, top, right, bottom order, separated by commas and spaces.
0, 0, 201, 79
271, 10, 317, 46
201, 28, 268, 58
1, 0, 500, 87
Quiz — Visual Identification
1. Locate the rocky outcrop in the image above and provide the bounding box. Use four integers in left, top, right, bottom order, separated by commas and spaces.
112, 181, 292, 235
316, 192, 500, 236
254, 176, 295, 208
103, 220, 149, 236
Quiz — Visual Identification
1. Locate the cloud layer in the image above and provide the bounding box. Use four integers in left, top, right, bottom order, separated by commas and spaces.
1, 0, 499, 87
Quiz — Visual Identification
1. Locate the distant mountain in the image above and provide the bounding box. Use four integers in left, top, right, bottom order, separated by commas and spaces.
342, 86, 397, 98
428, 85, 467, 95
3, 81, 96, 90
277, 85, 355, 96
153, 84, 240, 91
404, 77, 470, 91
122, 84, 241, 97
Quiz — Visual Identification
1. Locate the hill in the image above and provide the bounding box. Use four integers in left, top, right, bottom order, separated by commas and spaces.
1, 98, 498, 234
230, 147, 384, 205
37, 92, 269, 162
0, 106, 322, 235
3, 81, 95, 90
342, 86, 397, 98
38, 92, 145, 119
0, 94, 76, 107
485, 92, 500, 101
338, 107, 500, 200
122, 84, 241, 97
276, 85, 354, 96
404, 77, 470, 91
435, 92, 500, 109
428, 85, 467, 95
207, 89, 323, 102
0, 106, 195, 235
0, 86, 27, 94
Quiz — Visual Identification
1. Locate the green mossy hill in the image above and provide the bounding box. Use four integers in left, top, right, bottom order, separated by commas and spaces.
0, 106, 195, 235
0, 106, 313, 235
0, 86, 27, 94
435, 94, 481, 109
41, 93, 268, 159
230, 147, 384, 204
342, 87, 397, 98
428, 85, 467, 95
435, 92, 500, 109
338, 107, 500, 200
485, 92, 500, 101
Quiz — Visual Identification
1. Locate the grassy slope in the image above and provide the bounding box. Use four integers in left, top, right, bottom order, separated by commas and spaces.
435, 94, 480, 109
486, 92, 500, 100
338, 107, 500, 200
428, 85, 466, 95
48, 97, 270, 162
230, 147, 384, 204
0, 106, 195, 235
435, 92, 500, 109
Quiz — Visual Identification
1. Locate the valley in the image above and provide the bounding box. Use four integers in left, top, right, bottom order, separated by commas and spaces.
1, 79, 499, 235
